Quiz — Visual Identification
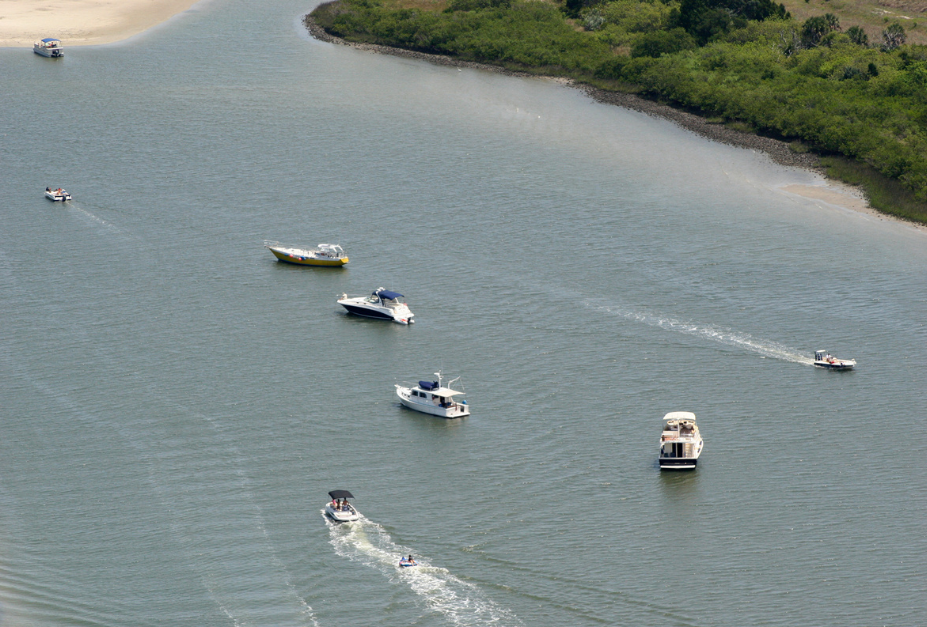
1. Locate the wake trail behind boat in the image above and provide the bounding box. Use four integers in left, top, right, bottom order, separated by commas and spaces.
324, 514, 521, 627
585, 299, 814, 365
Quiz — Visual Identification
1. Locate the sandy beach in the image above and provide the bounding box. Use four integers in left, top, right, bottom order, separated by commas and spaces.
0, 0, 201, 47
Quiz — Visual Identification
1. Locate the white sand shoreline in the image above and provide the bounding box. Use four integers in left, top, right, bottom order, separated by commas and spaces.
0, 0, 202, 47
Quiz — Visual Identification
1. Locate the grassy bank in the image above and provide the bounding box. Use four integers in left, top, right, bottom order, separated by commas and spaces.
311, 0, 927, 224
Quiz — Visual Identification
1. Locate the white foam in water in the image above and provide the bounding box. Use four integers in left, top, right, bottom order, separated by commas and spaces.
324, 514, 521, 626
585, 300, 814, 365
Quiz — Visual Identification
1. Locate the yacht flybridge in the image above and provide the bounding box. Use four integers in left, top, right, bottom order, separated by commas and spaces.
396, 373, 469, 418
659, 412, 703, 470
337, 288, 414, 324
325, 490, 361, 522
813, 350, 856, 370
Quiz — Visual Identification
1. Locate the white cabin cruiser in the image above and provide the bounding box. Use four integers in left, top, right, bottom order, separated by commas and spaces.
44, 187, 71, 201
659, 412, 703, 470
34, 38, 63, 57
813, 350, 856, 370
396, 373, 470, 418
337, 288, 414, 324
325, 490, 361, 522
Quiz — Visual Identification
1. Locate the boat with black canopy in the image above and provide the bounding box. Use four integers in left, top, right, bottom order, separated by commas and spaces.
325, 490, 361, 522
395, 373, 469, 418
337, 288, 414, 324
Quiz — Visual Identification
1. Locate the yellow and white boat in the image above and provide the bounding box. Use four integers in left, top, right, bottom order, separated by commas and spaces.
264, 241, 348, 267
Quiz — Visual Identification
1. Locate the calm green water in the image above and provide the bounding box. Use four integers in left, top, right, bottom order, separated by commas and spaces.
1, 1, 925, 625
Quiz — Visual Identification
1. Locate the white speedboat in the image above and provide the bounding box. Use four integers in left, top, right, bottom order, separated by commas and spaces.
338, 288, 414, 324
44, 187, 71, 201
325, 490, 361, 522
34, 38, 63, 57
813, 350, 856, 370
659, 412, 703, 470
396, 373, 469, 418
265, 241, 348, 267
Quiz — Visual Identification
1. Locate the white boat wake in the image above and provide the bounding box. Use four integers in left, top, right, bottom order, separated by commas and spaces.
585, 300, 814, 365
324, 514, 520, 626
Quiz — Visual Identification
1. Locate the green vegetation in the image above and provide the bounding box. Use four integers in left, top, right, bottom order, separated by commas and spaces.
311, 0, 927, 223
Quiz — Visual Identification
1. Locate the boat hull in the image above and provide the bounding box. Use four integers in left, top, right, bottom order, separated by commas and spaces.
341, 304, 400, 321
34, 48, 63, 57
269, 248, 347, 266
814, 361, 855, 370
660, 458, 699, 470
325, 504, 360, 522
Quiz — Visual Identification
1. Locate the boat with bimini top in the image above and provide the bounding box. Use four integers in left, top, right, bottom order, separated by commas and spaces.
45, 187, 71, 201
813, 350, 856, 370
659, 412, 703, 470
396, 373, 469, 418
265, 241, 348, 266
34, 38, 63, 57
337, 288, 414, 324
325, 490, 361, 522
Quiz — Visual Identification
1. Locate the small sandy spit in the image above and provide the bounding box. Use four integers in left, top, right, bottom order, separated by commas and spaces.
0, 0, 201, 47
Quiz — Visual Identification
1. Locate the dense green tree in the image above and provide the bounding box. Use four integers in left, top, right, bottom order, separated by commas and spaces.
632, 27, 697, 56
677, 0, 788, 44
846, 25, 868, 46
801, 13, 840, 47
882, 22, 906, 51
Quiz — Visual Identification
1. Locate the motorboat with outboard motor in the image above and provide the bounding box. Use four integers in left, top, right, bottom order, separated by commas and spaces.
395, 373, 469, 418
34, 38, 63, 57
324, 490, 361, 522
399, 556, 418, 568
813, 350, 856, 370
337, 288, 414, 324
659, 412, 703, 470
44, 187, 71, 201
265, 241, 348, 266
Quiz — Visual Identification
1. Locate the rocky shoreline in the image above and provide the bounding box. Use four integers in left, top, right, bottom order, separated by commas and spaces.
303, 14, 821, 171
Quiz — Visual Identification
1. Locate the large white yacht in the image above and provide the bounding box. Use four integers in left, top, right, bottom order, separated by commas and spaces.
325, 490, 361, 522
396, 373, 469, 418
813, 350, 856, 370
337, 288, 414, 324
659, 412, 703, 470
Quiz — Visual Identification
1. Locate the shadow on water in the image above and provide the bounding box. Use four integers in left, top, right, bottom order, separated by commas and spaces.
396, 403, 467, 431
657, 467, 701, 498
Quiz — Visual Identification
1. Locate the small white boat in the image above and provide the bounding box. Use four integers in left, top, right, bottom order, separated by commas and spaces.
324, 490, 361, 523
813, 350, 856, 370
34, 38, 63, 57
396, 373, 470, 418
338, 288, 414, 324
265, 241, 348, 267
659, 412, 703, 470
45, 187, 71, 201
